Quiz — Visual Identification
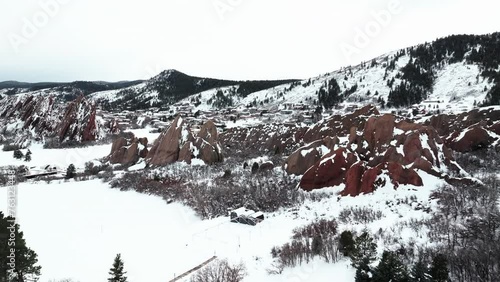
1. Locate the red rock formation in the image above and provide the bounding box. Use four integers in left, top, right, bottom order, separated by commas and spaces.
386, 162, 423, 187
343, 162, 365, 196
147, 117, 223, 166
360, 166, 384, 194
289, 108, 461, 196
427, 107, 500, 137
147, 116, 187, 165
82, 106, 98, 142
58, 96, 99, 141
363, 114, 395, 150
198, 120, 218, 144
425, 107, 500, 152
0, 94, 115, 144
300, 148, 358, 191
219, 105, 380, 156
403, 132, 423, 164
446, 125, 497, 152
178, 142, 194, 164
490, 121, 500, 135
285, 138, 339, 175
108, 136, 149, 166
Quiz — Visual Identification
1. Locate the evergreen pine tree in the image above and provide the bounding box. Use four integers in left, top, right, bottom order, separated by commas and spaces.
318, 78, 341, 109
355, 257, 373, 282
13, 149, 24, 160
0, 212, 42, 281
66, 164, 76, 179
24, 149, 32, 162
373, 251, 409, 282
410, 258, 431, 282
339, 230, 355, 257
251, 162, 259, 174
108, 253, 127, 282
430, 254, 448, 282
350, 232, 377, 268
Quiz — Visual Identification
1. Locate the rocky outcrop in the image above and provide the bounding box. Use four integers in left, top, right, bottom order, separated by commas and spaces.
108, 136, 148, 166
220, 123, 298, 156
146, 116, 223, 166
1, 95, 57, 137
259, 161, 275, 172
294, 112, 461, 195
427, 106, 500, 152
446, 122, 500, 152
0, 94, 113, 143
58, 95, 102, 142
363, 114, 395, 151
446, 124, 498, 152
427, 106, 500, 136
285, 137, 339, 175
220, 105, 380, 156
301, 148, 359, 191
147, 116, 189, 165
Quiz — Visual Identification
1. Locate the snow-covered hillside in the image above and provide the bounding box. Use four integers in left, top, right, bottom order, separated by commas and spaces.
140, 51, 495, 117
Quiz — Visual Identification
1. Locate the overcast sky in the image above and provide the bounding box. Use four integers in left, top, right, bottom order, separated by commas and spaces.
0, 0, 499, 82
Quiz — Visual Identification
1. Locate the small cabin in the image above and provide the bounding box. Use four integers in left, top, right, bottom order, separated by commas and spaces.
24, 165, 60, 179
230, 207, 264, 226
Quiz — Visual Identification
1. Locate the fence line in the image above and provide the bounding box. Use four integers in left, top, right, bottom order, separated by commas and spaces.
169, 256, 218, 282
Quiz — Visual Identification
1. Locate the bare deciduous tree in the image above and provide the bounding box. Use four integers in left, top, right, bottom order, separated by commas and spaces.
190, 259, 246, 282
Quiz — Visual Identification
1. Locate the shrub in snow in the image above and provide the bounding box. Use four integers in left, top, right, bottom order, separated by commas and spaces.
2, 143, 21, 152
270, 219, 340, 270
24, 149, 32, 162
190, 259, 246, 282
13, 148, 24, 159
428, 173, 499, 281
338, 207, 384, 225
110, 166, 302, 219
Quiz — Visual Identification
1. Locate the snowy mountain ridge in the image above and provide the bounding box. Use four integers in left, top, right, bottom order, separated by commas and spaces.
2, 33, 499, 116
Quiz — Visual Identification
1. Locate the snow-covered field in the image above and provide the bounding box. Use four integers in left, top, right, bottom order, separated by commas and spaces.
0, 143, 111, 171
0, 180, 200, 281
0, 142, 446, 282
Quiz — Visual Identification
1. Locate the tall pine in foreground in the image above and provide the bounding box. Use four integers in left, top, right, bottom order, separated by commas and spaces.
0, 212, 42, 282
108, 254, 127, 282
